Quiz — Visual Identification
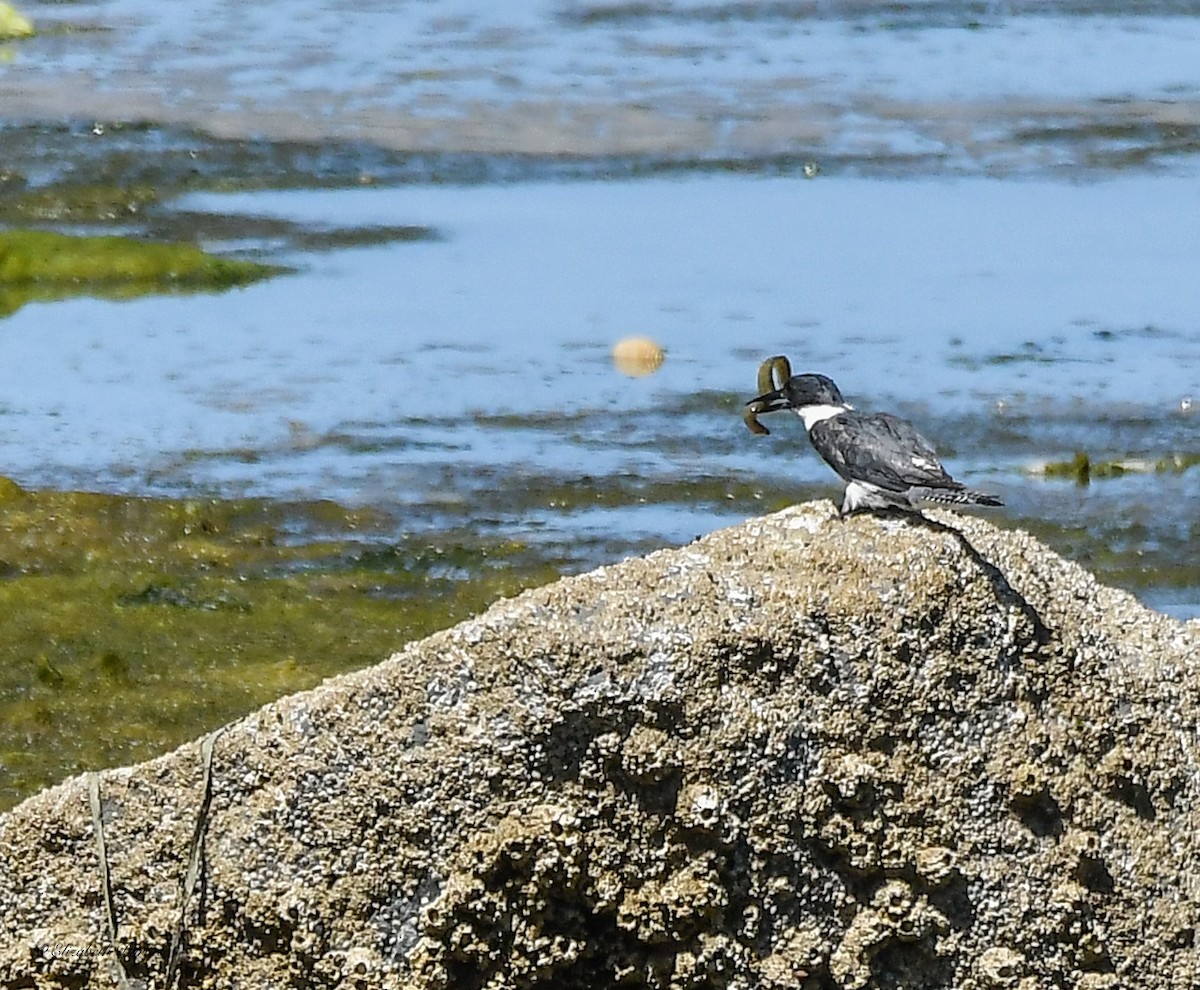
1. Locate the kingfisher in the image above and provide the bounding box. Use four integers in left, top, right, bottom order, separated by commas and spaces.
746, 359, 1002, 517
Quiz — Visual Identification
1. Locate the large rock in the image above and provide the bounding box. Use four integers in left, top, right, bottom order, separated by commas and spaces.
1, 502, 1198, 989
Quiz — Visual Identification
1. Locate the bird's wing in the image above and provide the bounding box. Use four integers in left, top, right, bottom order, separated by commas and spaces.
809, 412, 960, 491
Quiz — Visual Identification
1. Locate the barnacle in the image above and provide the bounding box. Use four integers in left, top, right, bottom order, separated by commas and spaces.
743, 354, 792, 435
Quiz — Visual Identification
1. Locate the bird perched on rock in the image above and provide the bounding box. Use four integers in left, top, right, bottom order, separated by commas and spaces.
745, 356, 1002, 517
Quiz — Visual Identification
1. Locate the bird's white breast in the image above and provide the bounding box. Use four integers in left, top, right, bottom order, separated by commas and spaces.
795, 404, 850, 431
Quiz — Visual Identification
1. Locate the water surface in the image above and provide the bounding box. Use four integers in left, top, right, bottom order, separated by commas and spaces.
1, 174, 1197, 613
6, 0, 1200, 169
2, 0, 1198, 616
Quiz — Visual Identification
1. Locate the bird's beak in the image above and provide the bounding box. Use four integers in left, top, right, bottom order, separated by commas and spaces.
743, 389, 791, 435
747, 388, 791, 414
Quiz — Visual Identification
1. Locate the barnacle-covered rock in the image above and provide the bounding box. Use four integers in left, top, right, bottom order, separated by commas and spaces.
1, 502, 1199, 988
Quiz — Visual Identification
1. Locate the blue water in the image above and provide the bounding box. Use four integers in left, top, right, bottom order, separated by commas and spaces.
2, 0, 1199, 615
2, 175, 1196, 495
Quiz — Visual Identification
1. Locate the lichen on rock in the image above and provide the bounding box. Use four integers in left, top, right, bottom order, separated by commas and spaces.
1, 502, 1198, 988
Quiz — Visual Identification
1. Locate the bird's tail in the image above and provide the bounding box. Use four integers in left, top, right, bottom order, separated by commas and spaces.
922, 487, 1003, 507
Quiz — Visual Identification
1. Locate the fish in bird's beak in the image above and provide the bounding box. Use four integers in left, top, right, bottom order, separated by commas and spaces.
743, 388, 792, 435
743, 354, 794, 435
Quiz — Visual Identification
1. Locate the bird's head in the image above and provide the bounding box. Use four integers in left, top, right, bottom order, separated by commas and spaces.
746, 372, 846, 420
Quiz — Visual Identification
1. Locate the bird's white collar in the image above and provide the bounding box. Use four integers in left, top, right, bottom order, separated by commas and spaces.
795, 403, 851, 431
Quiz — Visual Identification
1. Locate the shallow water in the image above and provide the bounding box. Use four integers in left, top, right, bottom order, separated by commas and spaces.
4, 174, 1198, 466
2, 0, 1199, 621
1, 174, 1197, 614
8, 0, 1200, 170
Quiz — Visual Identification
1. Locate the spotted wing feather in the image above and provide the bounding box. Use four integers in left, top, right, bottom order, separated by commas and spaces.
808, 412, 961, 493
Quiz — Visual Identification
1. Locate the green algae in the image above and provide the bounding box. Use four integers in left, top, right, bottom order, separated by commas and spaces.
1154, 452, 1200, 474
0, 228, 286, 317
1043, 451, 1098, 485
0, 2, 33, 40
0, 478, 563, 811
1041, 451, 1200, 486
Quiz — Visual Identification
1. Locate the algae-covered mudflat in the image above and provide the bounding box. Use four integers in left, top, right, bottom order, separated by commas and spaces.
0, 477, 564, 809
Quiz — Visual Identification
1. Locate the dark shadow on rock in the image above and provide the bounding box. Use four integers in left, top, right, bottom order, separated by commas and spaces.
868, 508, 1052, 651
1011, 785, 1066, 838
871, 937, 957, 990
